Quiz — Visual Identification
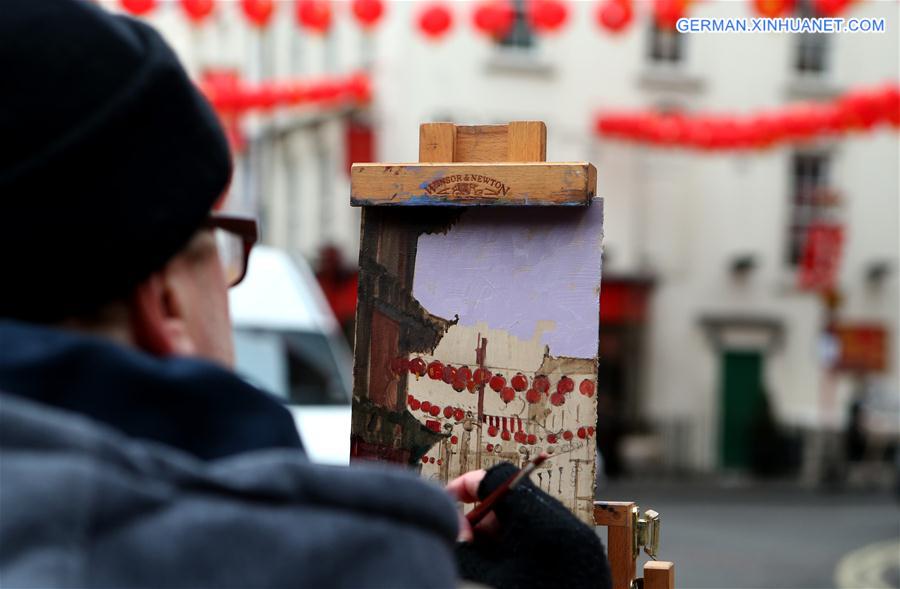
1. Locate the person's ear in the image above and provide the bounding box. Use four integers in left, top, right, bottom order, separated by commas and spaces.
128, 271, 196, 358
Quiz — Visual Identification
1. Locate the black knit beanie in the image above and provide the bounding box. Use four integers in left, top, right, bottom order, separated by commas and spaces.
0, 0, 232, 322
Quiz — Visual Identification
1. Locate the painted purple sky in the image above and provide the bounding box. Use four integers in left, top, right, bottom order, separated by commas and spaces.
413, 202, 603, 359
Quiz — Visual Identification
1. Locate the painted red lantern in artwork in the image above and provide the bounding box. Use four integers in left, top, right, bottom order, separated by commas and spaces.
525, 389, 541, 404
511, 372, 528, 392
488, 425, 499, 437
241, 0, 276, 27
421, 401, 432, 412
452, 374, 467, 392
533, 375, 550, 394
526, 433, 538, 445
587, 426, 595, 436
473, 368, 492, 384
429, 457, 435, 463
577, 426, 587, 439
457, 366, 472, 382
121, 0, 156, 16
501, 430, 512, 441
466, 380, 477, 393
429, 405, 441, 417
443, 406, 454, 419
486, 443, 494, 452
181, 0, 215, 22
409, 357, 427, 377
351, 0, 384, 27
550, 392, 565, 406
489, 374, 506, 392
422, 455, 429, 463
427, 361, 444, 380
500, 386, 516, 404
562, 430, 574, 441
547, 433, 558, 444
557, 376, 575, 394
454, 408, 465, 421
579, 379, 596, 397
418, 3, 453, 39
451, 435, 459, 444
437, 459, 443, 465
408, 397, 420, 411
442, 364, 457, 384
514, 431, 527, 444
528, 0, 568, 34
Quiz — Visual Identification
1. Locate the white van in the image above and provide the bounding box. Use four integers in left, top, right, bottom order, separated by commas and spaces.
228, 246, 352, 465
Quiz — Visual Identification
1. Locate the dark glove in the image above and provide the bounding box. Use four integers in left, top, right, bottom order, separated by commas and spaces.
455, 462, 612, 589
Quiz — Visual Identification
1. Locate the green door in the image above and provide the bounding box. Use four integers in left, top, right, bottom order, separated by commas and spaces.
720, 351, 764, 469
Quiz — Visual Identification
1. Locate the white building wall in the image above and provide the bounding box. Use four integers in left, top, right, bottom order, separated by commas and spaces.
140, 0, 897, 472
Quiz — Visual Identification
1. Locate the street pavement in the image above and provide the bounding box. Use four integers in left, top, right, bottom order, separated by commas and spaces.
599, 479, 900, 589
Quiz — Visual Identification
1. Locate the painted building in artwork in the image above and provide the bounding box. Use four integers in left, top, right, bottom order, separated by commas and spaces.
140, 0, 898, 475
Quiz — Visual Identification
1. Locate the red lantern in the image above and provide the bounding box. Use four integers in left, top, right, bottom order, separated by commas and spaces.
352, 0, 384, 27
547, 434, 558, 444
511, 373, 528, 392
529, 0, 568, 33
579, 379, 596, 397
588, 426, 596, 436
437, 459, 443, 466
408, 397, 420, 411
752, 0, 794, 18
473, 368, 492, 384
121, 0, 156, 16
527, 434, 538, 445
421, 455, 429, 463
525, 389, 541, 404
457, 366, 472, 382
557, 376, 574, 394
532, 375, 550, 393
427, 361, 444, 380
813, 0, 850, 17
451, 435, 459, 444
514, 431, 527, 444
242, 0, 275, 27
443, 406, 454, 419
653, 0, 687, 29
454, 408, 465, 421
418, 3, 453, 39
466, 380, 478, 393
409, 357, 427, 377
489, 374, 506, 392
500, 387, 516, 404
486, 443, 494, 452
472, 0, 515, 37
429, 457, 435, 463
452, 373, 467, 392
487, 425, 499, 437
442, 364, 457, 384
429, 405, 441, 417
501, 430, 512, 441
296, 0, 332, 33
181, 0, 214, 22
421, 401, 432, 412
597, 0, 632, 33
562, 430, 574, 441
550, 392, 565, 406
577, 426, 587, 439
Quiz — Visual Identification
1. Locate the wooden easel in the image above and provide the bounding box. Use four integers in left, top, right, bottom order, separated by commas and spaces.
350, 121, 675, 589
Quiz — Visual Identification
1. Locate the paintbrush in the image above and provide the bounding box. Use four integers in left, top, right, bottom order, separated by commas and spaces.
466, 452, 549, 527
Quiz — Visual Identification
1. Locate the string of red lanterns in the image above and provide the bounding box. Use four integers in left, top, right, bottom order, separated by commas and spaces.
200, 71, 372, 114
396, 356, 597, 409
595, 83, 900, 151
119, 0, 862, 36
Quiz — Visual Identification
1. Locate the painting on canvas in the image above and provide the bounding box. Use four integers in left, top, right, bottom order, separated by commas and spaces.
350, 201, 603, 522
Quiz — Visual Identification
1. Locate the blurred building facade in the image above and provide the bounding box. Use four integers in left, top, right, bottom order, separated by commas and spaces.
143, 0, 899, 475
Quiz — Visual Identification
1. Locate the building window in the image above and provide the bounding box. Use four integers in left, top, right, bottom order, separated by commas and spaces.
786, 152, 836, 266
497, 0, 535, 50
795, 0, 828, 74
648, 24, 684, 64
